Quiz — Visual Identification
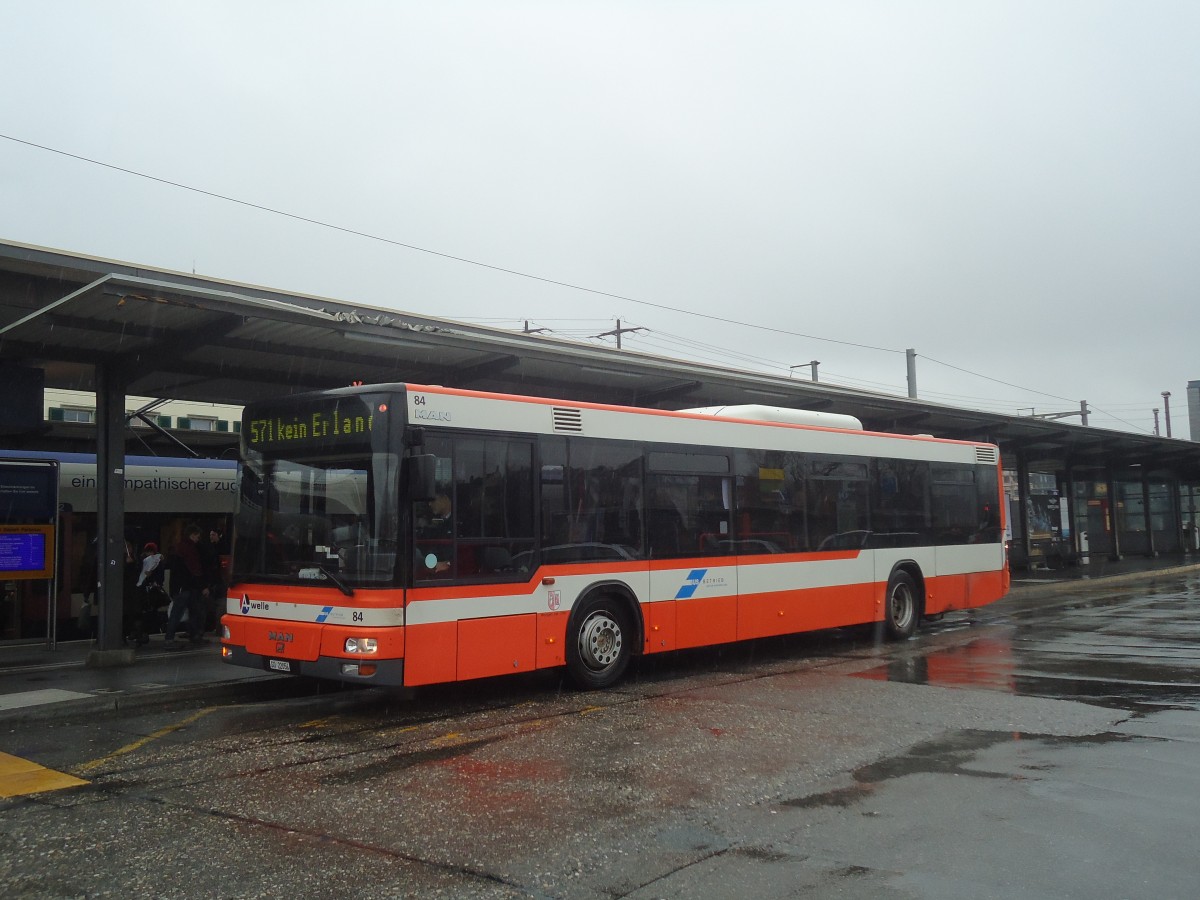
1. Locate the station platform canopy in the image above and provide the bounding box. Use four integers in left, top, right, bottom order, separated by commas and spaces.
2, 238, 1199, 481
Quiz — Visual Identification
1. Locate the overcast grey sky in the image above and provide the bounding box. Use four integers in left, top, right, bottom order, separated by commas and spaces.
2, 1, 1197, 435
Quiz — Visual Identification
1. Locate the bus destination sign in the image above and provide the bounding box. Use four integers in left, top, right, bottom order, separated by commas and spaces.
244, 398, 382, 454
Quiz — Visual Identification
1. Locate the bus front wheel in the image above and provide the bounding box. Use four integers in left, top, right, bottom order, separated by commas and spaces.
566, 596, 632, 690
883, 571, 919, 640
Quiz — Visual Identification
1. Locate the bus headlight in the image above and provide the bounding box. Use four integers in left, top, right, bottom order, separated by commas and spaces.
344, 637, 378, 654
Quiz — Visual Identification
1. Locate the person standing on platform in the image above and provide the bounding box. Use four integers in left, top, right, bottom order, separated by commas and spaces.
163, 524, 210, 650
135, 542, 167, 640
200, 527, 228, 633
120, 539, 144, 646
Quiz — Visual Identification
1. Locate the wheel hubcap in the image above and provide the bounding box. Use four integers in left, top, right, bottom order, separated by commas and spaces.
891, 584, 913, 629
578, 611, 623, 671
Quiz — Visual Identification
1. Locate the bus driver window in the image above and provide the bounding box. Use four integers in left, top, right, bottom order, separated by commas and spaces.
414, 492, 453, 577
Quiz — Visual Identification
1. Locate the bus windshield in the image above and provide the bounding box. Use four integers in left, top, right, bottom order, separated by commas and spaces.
233, 451, 401, 588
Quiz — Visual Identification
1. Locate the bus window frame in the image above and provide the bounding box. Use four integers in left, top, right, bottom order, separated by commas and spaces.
410, 430, 537, 586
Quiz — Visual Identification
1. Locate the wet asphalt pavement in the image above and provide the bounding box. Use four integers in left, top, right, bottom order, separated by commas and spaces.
2, 573, 1199, 898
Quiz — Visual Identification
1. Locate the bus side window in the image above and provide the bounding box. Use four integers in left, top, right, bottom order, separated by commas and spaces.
931, 464, 979, 545
734, 449, 799, 553
543, 437, 644, 563
872, 459, 930, 548
808, 457, 869, 550
646, 472, 731, 558
645, 482, 684, 558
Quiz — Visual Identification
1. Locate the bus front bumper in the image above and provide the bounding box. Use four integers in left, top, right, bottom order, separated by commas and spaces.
221, 643, 406, 686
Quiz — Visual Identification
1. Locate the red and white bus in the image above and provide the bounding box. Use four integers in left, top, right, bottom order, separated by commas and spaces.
221, 383, 1008, 689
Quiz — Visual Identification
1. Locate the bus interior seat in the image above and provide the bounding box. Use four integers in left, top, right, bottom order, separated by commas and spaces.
479, 546, 512, 573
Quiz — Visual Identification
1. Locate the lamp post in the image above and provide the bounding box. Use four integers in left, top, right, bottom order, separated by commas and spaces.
1162, 391, 1173, 438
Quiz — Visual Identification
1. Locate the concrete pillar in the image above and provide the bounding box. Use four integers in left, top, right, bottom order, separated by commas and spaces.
1016, 454, 1032, 566
1063, 467, 1080, 561
90, 363, 134, 665
1188, 380, 1200, 442
1142, 477, 1157, 557
1106, 467, 1122, 561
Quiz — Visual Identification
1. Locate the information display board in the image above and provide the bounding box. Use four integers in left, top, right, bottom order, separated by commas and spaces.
0, 459, 58, 581
0, 524, 54, 579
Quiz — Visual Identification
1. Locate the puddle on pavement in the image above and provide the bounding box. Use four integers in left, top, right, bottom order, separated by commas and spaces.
779, 728, 1146, 811
853, 729, 1016, 783
854, 638, 1016, 693
853, 636, 1200, 713
780, 783, 874, 810
654, 823, 730, 855
731, 845, 796, 863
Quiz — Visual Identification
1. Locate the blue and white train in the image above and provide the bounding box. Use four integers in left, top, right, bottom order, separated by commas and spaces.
0, 450, 238, 643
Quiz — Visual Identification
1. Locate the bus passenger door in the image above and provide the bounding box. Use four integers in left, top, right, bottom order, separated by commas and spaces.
648, 471, 738, 650
652, 560, 737, 651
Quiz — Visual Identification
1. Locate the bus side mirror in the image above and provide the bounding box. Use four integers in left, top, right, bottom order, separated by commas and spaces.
407, 454, 437, 501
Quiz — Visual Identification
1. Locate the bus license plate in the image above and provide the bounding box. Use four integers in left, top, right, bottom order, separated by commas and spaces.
268, 659, 292, 673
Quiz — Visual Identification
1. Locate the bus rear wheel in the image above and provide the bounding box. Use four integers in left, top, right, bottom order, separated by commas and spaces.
883, 571, 919, 640
566, 597, 632, 690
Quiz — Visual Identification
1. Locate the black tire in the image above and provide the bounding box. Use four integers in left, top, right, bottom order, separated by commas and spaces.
882, 570, 920, 640
565, 596, 633, 690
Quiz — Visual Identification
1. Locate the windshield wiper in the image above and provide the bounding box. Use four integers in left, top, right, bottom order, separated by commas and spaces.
317, 565, 354, 597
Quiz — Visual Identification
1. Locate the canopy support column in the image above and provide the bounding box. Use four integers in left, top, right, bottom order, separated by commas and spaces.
88, 362, 135, 666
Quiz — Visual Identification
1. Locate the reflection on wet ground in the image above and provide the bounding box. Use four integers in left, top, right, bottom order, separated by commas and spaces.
855, 577, 1200, 713
780, 727, 1147, 812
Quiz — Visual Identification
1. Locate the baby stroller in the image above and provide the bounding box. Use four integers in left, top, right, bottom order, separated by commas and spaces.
143, 582, 173, 638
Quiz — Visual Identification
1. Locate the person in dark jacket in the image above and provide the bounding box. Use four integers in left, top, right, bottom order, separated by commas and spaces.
199, 527, 227, 632
121, 539, 147, 646
163, 524, 210, 649
136, 542, 169, 638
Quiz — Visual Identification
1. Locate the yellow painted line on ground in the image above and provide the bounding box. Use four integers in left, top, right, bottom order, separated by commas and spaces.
76, 707, 216, 774
0, 752, 88, 798
300, 717, 337, 729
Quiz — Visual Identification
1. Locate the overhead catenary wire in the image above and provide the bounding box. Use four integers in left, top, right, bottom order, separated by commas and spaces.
0, 132, 1166, 434
918, 353, 1079, 405
464, 317, 1159, 430
542, 320, 1164, 430
0, 132, 898, 354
